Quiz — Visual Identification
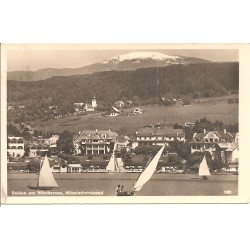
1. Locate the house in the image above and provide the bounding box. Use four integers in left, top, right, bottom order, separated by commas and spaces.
185, 122, 195, 128
132, 127, 185, 149
108, 106, 121, 116
52, 164, 67, 173
126, 101, 133, 107
45, 134, 59, 148
84, 94, 97, 111
67, 164, 83, 173
74, 103, 84, 112
27, 141, 49, 157
190, 129, 238, 160
116, 135, 130, 150
109, 112, 119, 117
84, 103, 94, 112
133, 107, 142, 115
114, 100, 125, 108
225, 143, 239, 163
73, 129, 118, 155
7, 136, 25, 157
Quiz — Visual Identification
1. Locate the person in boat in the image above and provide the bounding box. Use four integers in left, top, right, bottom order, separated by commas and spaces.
121, 185, 124, 192
116, 184, 121, 195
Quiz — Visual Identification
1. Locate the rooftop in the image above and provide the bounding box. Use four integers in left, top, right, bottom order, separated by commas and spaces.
74, 130, 118, 143
136, 127, 184, 137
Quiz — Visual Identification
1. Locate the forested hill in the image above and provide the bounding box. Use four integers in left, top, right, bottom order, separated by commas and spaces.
8, 62, 238, 105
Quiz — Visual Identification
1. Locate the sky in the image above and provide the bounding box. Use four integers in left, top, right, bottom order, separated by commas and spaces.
7, 48, 239, 71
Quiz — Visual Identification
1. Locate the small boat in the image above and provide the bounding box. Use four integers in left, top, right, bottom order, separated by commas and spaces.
117, 145, 165, 196
27, 155, 59, 190
190, 156, 210, 180
106, 151, 126, 173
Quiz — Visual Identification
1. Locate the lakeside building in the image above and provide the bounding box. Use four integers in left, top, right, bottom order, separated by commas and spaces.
73, 129, 118, 155
52, 164, 68, 173
7, 136, 25, 157
131, 127, 185, 149
26, 141, 49, 157
190, 130, 239, 162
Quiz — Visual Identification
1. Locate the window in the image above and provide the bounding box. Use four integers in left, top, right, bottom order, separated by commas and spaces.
209, 138, 213, 142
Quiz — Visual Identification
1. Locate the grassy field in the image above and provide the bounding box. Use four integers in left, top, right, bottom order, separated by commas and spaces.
30, 95, 238, 135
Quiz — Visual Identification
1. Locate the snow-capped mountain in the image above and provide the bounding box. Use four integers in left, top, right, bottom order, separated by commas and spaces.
8, 52, 210, 81
102, 52, 181, 63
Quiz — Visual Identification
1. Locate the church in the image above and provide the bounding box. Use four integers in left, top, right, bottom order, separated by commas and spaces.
74, 94, 97, 112
84, 94, 97, 112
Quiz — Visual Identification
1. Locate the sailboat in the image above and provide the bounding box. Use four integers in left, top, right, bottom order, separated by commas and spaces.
28, 155, 59, 190
106, 151, 126, 172
190, 155, 210, 180
117, 145, 165, 196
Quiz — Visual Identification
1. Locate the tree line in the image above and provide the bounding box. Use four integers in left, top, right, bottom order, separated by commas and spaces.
7, 62, 238, 123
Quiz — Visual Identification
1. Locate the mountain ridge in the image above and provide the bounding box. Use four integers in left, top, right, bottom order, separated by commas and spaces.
8, 52, 211, 81
8, 62, 239, 106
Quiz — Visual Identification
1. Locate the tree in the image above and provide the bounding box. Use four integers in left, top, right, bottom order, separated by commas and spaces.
171, 140, 191, 159
210, 158, 226, 171
7, 123, 22, 136
187, 151, 212, 167
57, 130, 73, 154
27, 160, 40, 173
182, 98, 191, 105
131, 96, 141, 106
134, 145, 161, 156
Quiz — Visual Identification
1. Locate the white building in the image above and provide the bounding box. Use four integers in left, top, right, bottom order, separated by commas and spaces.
133, 107, 142, 115
27, 142, 49, 157
114, 100, 125, 108
7, 136, 25, 157
132, 127, 185, 149
52, 164, 67, 173
190, 129, 236, 157
92, 94, 97, 108
67, 164, 83, 173
73, 129, 118, 155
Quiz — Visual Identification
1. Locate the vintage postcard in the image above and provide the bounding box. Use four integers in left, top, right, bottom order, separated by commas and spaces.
1, 44, 249, 204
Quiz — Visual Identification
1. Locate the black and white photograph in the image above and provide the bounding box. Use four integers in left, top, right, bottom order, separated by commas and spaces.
1, 44, 249, 203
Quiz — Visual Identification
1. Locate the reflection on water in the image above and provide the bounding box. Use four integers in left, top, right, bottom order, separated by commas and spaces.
8, 173, 238, 196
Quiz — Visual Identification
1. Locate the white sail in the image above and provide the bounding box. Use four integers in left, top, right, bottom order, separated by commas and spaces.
106, 152, 118, 172
133, 146, 165, 192
38, 155, 59, 187
198, 156, 210, 176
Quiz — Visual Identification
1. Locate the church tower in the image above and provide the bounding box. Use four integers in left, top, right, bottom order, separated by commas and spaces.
92, 93, 97, 108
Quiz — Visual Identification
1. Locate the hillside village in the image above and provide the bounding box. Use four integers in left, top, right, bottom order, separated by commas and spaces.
7, 105, 239, 175
6, 57, 239, 176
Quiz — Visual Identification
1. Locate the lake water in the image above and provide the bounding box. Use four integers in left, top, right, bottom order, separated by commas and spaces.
8, 173, 238, 196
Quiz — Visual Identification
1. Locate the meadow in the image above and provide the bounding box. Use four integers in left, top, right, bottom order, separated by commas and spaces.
30, 95, 238, 135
